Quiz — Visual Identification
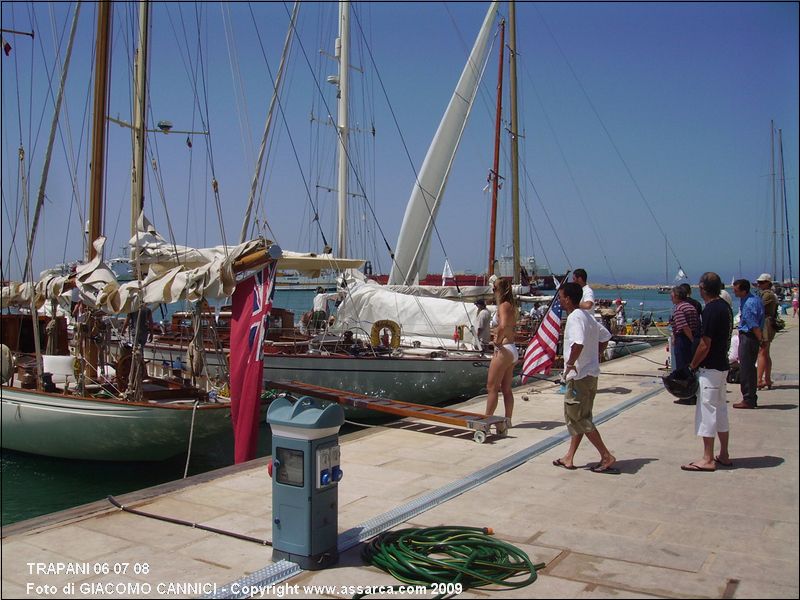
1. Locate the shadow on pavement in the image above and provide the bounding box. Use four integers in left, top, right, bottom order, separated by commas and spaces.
598, 386, 633, 395
728, 455, 785, 469
513, 420, 563, 431
607, 457, 658, 474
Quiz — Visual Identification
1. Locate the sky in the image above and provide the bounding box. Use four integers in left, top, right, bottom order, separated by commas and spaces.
2, 1, 798, 285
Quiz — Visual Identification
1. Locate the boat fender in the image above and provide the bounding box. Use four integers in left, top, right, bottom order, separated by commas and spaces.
370, 320, 401, 349
0, 344, 12, 384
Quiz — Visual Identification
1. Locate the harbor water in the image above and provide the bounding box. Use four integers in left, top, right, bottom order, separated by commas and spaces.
0, 286, 707, 525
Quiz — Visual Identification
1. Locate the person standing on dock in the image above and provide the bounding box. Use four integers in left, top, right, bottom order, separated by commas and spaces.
573, 268, 594, 310
679, 283, 704, 320
551, 281, 616, 473
669, 285, 701, 405
755, 273, 778, 390
731, 278, 763, 409
683, 272, 733, 472
484, 279, 518, 422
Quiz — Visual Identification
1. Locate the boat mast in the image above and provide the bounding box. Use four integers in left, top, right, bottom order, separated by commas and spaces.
488, 20, 505, 277
779, 128, 794, 286
84, 1, 113, 381
240, 1, 300, 245
335, 0, 351, 258
508, 0, 521, 285
770, 120, 776, 278
130, 0, 150, 251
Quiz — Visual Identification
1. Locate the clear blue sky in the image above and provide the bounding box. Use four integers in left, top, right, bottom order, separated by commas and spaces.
2, 2, 798, 285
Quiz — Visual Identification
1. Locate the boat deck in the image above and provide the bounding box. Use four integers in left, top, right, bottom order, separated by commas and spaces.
2, 321, 798, 598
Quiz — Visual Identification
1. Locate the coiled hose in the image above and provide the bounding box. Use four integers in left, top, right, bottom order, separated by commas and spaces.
360, 526, 545, 598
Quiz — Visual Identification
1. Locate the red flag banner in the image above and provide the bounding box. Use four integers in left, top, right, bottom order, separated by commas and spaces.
230, 263, 276, 463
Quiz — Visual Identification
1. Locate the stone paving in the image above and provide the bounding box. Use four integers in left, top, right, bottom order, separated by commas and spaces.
2, 320, 798, 599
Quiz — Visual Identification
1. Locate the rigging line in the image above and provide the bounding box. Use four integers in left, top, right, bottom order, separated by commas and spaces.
221, 3, 256, 177
184, 40, 201, 247
518, 62, 619, 287
248, 3, 330, 249
533, 5, 687, 279
291, 4, 399, 261
9, 3, 24, 146
192, 3, 228, 253
24, 4, 53, 184
349, 6, 498, 282
168, 4, 222, 250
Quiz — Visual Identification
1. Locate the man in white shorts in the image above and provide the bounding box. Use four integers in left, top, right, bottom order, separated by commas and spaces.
683, 272, 733, 472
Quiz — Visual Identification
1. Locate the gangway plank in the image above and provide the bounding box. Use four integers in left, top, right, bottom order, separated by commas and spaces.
267, 380, 509, 443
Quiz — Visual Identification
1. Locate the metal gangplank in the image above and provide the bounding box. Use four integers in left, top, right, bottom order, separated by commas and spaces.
267, 380, 509, 444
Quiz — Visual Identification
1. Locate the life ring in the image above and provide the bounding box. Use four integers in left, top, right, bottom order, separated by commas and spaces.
0, 344, 12, 384
370, 319, 401, 349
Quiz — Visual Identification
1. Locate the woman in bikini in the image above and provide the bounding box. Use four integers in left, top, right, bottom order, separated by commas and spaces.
485, 278, 519, 421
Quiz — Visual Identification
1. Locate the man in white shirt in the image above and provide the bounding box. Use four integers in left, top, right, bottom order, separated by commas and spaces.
474, 299, 492, 351
311, 286, 340, 330
552, 281, 617, 473
573, 268, 594, 310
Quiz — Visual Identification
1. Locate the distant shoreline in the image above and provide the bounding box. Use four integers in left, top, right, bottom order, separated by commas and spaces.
592, 283, 688, 290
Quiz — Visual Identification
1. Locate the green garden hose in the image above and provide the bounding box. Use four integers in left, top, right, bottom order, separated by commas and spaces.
360, 526, 545, 598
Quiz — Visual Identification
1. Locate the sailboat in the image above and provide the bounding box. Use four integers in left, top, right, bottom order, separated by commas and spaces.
135, 1, 501, 410
0, 2, 284, 461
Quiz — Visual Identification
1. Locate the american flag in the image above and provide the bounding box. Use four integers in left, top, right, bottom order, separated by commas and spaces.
521, 296, 563, 381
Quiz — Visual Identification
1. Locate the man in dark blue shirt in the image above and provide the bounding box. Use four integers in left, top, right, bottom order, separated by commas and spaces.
732, 278, 764, 409
683, 272, 733, 472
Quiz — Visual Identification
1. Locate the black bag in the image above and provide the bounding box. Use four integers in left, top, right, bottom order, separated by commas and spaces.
726, 364, 740, 384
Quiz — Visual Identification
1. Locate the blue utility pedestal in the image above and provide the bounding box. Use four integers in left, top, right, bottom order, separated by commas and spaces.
267, 396, 344, 570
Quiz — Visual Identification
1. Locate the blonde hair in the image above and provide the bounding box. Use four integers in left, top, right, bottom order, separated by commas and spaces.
493, 278, 517, 310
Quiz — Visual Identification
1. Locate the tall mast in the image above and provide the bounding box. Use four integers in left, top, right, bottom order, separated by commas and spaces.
770, 120, 776, 277
488, 20, 505, 277
335, 0, 351, 258
130, 0, 150, 250
779, 129, 793, 286
84, 1, 112, 381
508, 0, 521, 284
89, 2, 112, 261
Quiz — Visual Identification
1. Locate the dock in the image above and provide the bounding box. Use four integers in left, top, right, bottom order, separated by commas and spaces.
2, 320, 798, 598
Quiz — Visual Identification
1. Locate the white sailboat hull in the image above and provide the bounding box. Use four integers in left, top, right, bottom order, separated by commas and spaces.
1, 386, 231, 461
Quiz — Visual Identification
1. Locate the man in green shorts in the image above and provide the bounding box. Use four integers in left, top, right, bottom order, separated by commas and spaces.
552, 282, 617, 473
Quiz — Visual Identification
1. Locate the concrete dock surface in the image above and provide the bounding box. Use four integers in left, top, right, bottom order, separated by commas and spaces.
2, 320, 798, 599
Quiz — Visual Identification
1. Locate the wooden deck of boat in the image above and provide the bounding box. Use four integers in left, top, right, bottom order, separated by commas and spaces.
2, 320, 798, 598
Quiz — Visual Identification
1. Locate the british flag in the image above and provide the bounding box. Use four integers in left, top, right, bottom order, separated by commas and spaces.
247, 264, 276, 364
521, 296, 563, 381
230, 263, 277, 463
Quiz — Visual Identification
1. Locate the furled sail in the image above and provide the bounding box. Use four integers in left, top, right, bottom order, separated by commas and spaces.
388, 2, 499, 285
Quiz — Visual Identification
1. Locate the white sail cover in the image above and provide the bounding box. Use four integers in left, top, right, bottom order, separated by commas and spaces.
331, 279, 488, 350
2, 214, 364, 313
388, 2, 499, 285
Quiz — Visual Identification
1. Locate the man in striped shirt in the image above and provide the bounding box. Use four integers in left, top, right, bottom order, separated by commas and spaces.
669, 285, 702, 405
